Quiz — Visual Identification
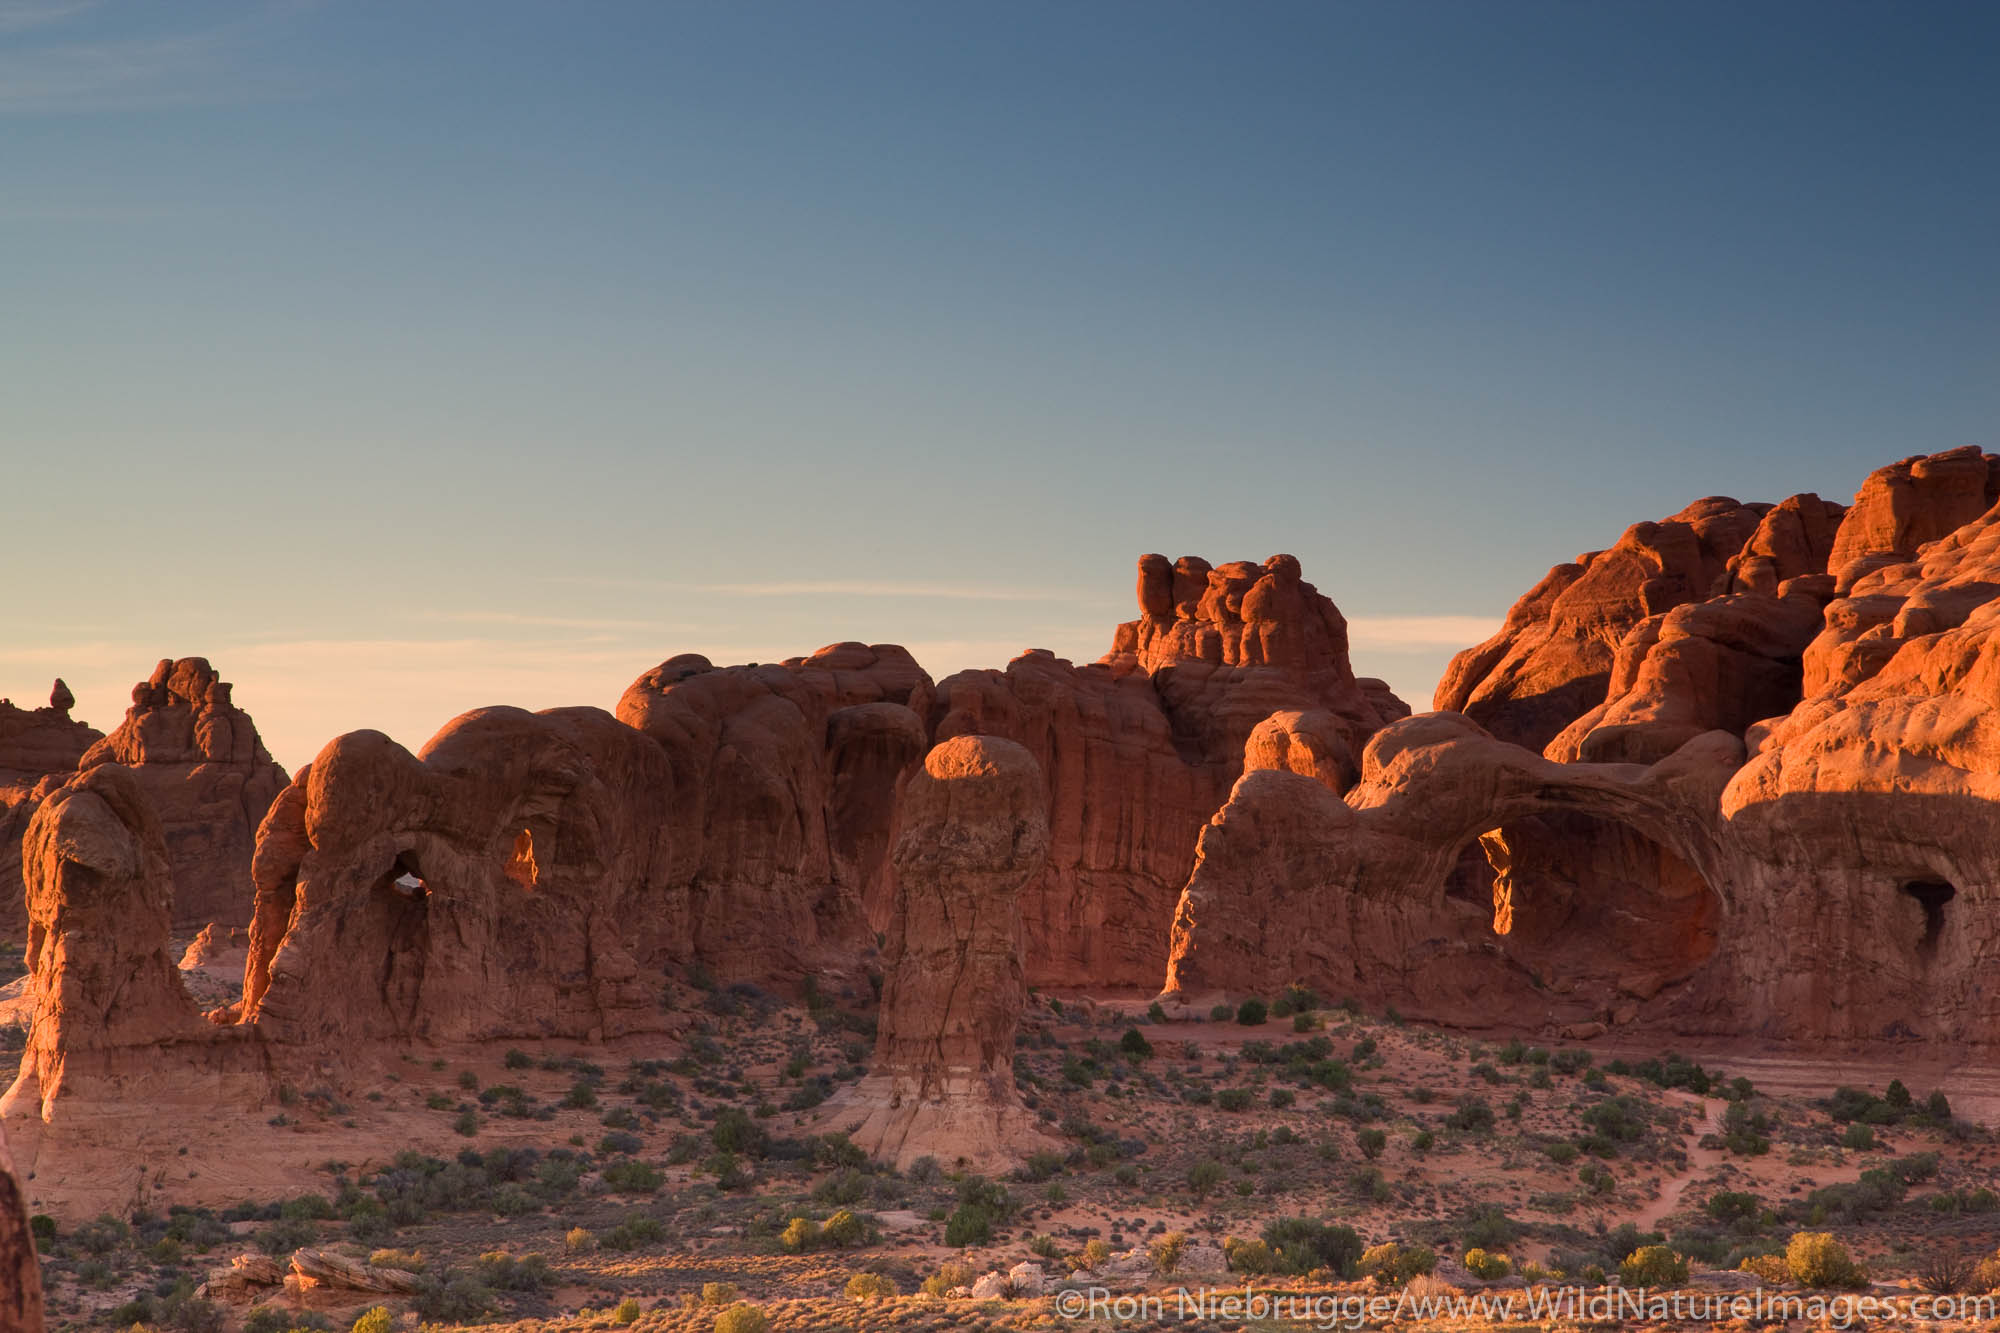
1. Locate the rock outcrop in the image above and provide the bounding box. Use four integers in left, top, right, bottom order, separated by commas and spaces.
614, 642, 931, 979
0, 680, 103, 940
77, 659, 287, 931
830, 735, 1057, 1170
1168, 448, 2000, 1045
932, 555, 1406, 985
241, 706, 686, 1047
10, 765, 218, 1120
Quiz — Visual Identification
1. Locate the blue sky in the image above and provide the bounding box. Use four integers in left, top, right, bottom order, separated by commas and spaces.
3, 0, 1996, 769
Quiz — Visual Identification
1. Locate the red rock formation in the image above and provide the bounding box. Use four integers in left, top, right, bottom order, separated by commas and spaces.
934, 555, 1406, 986
0, 680, 103, 940
0, 1117, 43, 1333
829, 735, 1058, 1170
78, 659, 287, 931
9, 765, 216, 1120
241, 707, 687, 1046
1169, 448, 2000, 1045
614, 642, 930, 978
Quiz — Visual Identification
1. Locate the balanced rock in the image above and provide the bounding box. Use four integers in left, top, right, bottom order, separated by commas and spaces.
831, 735, 1059, 1171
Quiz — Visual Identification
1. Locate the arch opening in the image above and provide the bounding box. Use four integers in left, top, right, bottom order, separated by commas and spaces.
505, 827, 540, 890
1444, 810, 1721, 1018
1899, 878, 1956, 956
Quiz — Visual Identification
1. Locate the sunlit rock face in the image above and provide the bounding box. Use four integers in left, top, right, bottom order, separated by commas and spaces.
0, 679, 104, 940
1170, 449, 2000, 1047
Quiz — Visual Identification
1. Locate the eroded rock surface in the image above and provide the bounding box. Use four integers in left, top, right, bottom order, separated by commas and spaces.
1169, 449, 2000, 1045
78, 659, 288, 930
0, 1116, 44, 1332
933, 555, 1405, 985
831, 735, 1057, 1170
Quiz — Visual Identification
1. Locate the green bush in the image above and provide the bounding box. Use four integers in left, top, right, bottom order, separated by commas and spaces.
1359, 1241, 1435, 1287
613, 1297, 644, 1325
921, 1260, 975, 1295
1357, 1128, 1387, 1160
412, 1270, 495, 1322
1188, 1159, 1225, 1196
781, 1216, 822, 1253
601, 1159, 663, 1193
822, 1209, 867, 1247
1619, 1245, 1689, 1287
351, 1308, 393, 1333
1260, 1217, 1362, 1277
1120, 1027, 1153, 1058
1464, 1248, 1512, 1280
1841, 1122, 1875, 1151
1236, 999, 1268, 1026
1217, 1088, 1252, 1112
845, 1272, 897, 1301
1786, 1232, 1867, 1288
1223, 1236, 1276, 1274
713, 1303, 771, 1333
944, 1203, 992, 1247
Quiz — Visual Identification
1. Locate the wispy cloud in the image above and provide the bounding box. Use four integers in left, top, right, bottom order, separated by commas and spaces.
425, 611, 684, 633
1344, 615, 1499, 650
545, 574, 1111, 604
0, 0, 312, 114
0, 0, 99, 35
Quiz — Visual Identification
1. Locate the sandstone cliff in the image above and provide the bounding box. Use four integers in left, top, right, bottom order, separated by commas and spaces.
0, 680, 103, 940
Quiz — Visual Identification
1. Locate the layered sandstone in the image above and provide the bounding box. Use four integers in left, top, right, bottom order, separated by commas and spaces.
78, 659, 288, 930
831, 735, 1057, 1170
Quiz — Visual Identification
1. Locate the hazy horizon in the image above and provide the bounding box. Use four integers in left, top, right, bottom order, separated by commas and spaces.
6, 1, 1995, 770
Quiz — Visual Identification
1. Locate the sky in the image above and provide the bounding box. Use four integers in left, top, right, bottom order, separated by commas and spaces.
2, 0, 1996, 771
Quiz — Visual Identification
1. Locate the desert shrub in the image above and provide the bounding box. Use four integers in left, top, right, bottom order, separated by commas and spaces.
1120, 1027, 1153, 1058
1916, 1248, 1975, 1295
351, 1308, 393, 1333
1619, 1245, 1688, 1287
944, 1203, 991, 1247
1270, 1087, 1296, 1108
1549, 1049, 1591, 1075
1237, 999, 1268, 1026
1217, 1088, 1252, 1112
822, 1209, 867, 1247
1151, 1230, 1187, 1274
1210, 1004, 1233, 1021
922, 1260, 975, 1296
1188, 1159, 1226, 1196
602, 1214, 666, 1251
1578, 1162, 1616, 1196
780, 1216, 822, 1253
1446, 1096, 1494, 1133
1704, 1190, 1762, 1224
1581, 1095, 1648, 1145
73, 1213, 130, 1255
1544, 1141, 1579, 1165
565, 1226, 595, 1253
1356, 1128, 1387, 1159
1223, 1236, 1276, 1274
1261, 1217, 1362, 1277
412, 1270, 495, 1321
601, 1159, 663, 1193
713, 1304, 770, 1333
845, 1272, 897, 1301
1739, 1253, 1790, 1283
1359, 1241, 1435, 1287
474, 1250, 554, 1292
700, 1282, 742, 1307
1463, 1248, 1512, 1280
255, 1217, 318, 1256
705, 1151, 750, 1190
1840, 1122, 1875, 1151
711, 1107, 768, 1156
1459, 1204, 1518, 1252
612, 1297, 644, 1325
368, 1248, 425, 1272
1786, 1232, 1866, 1288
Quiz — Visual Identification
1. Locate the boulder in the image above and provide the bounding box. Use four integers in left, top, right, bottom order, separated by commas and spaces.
970, 1270, 1010, 1300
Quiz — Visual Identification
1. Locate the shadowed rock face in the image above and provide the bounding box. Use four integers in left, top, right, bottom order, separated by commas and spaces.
77, 658, 288, 931
1170, 449, 2000, 1046
831, 735, 1059, 1171
0, 1118, 44, 1333
0, 680, 104, 940
10, 765, 215, 1120
242, 707, 686, 1047
614, 642, 931, 982
932, 554, 1407, 986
